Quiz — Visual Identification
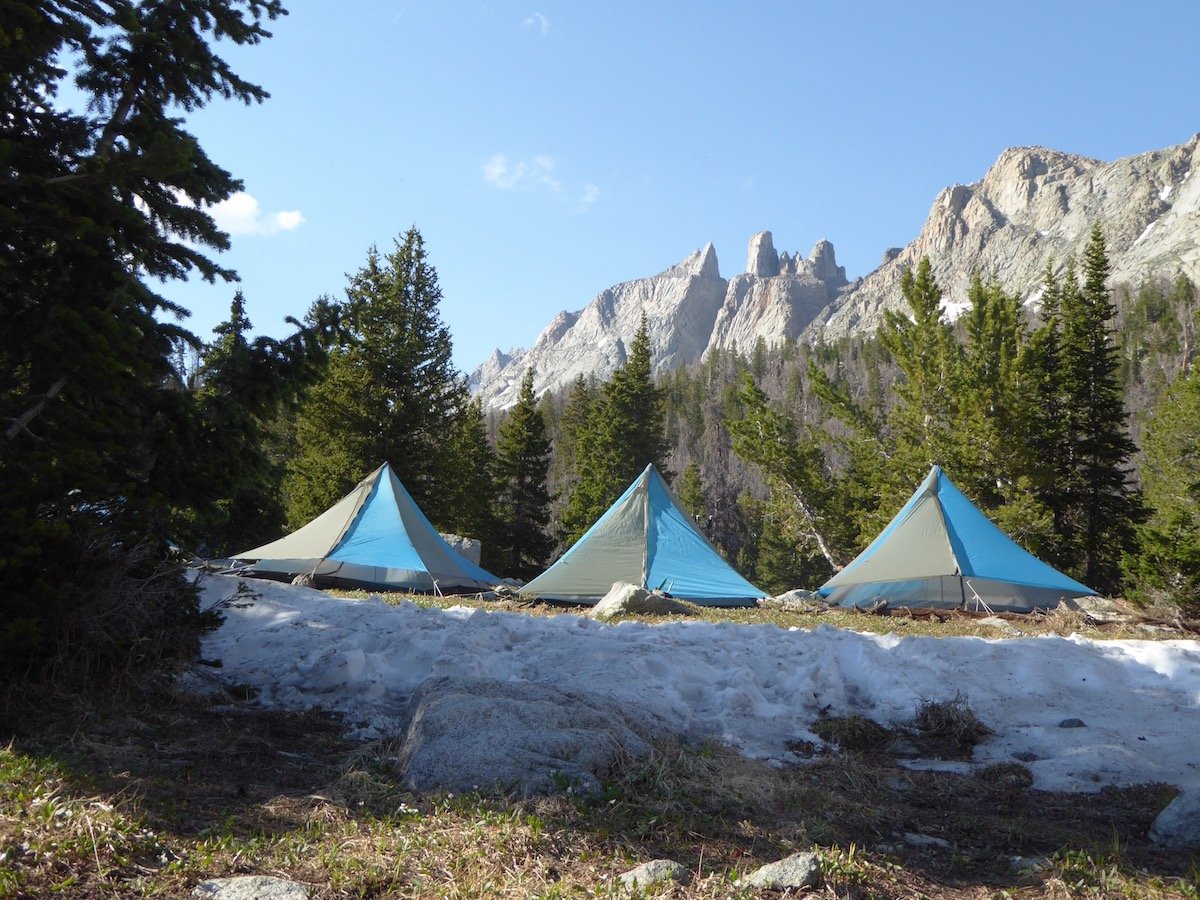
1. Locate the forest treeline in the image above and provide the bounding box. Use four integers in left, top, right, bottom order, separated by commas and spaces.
2, 1, 1197, 694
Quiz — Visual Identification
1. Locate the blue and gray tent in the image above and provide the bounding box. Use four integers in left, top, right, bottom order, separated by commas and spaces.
233, 463, 499, 593
520, 464, 766, 606
818, 465, 1096, 612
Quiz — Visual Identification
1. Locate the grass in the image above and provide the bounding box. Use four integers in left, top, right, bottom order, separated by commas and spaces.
327, 587, 1193, 642
2, 598, 1198, 898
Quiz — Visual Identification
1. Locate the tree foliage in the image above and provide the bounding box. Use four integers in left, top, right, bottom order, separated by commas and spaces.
285, 228, 466, 529
1128, 355, 1200, 614
0, 0, 286, 685
560, 315, 669, 542
494, 370, 554, 579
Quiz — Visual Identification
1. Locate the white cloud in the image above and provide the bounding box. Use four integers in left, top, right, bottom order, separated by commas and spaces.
522, 12, 550, 35
580, 183, 600, 208
483, 154, 563, 192
209, 191, 305, 236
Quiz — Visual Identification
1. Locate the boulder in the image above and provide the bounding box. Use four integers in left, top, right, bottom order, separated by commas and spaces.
394, 675, 663, 797
440, 533, 482, 565
589, 582, 695, 620
1149, 789, 1200, 849
740, 851, 822, 890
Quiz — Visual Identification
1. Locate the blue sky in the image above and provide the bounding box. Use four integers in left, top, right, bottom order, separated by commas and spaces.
163, 1, 1200, 372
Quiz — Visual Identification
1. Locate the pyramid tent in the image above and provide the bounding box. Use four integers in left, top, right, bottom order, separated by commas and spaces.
520, 464, 766, 606
818, 466, 1096, 612
233, 463, 499, 593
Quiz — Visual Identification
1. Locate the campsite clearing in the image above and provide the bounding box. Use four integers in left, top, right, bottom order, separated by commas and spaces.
2, 679, 1196, 899
3, 586, 1198, 898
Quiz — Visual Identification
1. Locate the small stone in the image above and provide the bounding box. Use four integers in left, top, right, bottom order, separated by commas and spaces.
740, 851, 822, 890
1010, 855, 1050, 873
903, 832, 950, 848
1013, 750, 1039, 762
618, 859, 689, 889
1058, 718, 1087, 728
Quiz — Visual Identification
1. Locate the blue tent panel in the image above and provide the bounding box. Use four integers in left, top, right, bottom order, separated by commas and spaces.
328, 470, 424, 570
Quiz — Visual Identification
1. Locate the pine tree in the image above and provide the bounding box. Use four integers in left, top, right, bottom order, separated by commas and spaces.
877, 258, 964, 501
439, 396, 501, 562
560, 314, 669, 542
494, 370, 555, 579
178, 292, 334, 555
0, 0, 287, 683
958, 274, 1029, 510
676, 462, 707, 522
727, 372, 844, 578
1057, 226, 1145, 592
286, 228, 466, 527
1128, 356, 1200, 614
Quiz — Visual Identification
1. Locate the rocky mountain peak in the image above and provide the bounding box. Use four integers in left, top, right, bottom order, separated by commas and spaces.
806, 239, 845, 284
809, 135, 1200, 342
745, 231, 780, 277
471, 136, 1200, 411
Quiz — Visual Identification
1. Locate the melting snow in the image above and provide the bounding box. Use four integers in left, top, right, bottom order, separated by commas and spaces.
192, 576, 1200, 794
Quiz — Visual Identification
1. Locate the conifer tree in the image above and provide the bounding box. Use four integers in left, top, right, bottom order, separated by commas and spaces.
438, 397, 501, 559
494, 370, 554, 579
180, 292, 335, 554
1057, 226, 1145, 592
560, 314, 668, 542
876, 258, 963, 502
728, 372, 845, 580
677, 462, 707, 522
0, 0, 286, 682
958, 274, 1029, 509
1128, 356, 1200, 614
286, 228, 466, 528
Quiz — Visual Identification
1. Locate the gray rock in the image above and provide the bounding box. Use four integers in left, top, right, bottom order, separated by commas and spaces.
1149, 789, 1200, 849
1010, 855, 1050, 873
395, 675, 663, 797
1058, 718, 1087, 728
761, 589, 826, 611
740, 851, 822, 890
192, 876, 309, 899
618, 859, 690, 889
745, 230, 781, 277
904, 832, 950, 848
440, 533, 482, 565
589, 582, 695, 620
811, 135, 1200, 343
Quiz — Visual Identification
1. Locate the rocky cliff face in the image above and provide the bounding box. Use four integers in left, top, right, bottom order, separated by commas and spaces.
810, 135, 1200, 340
708, 234, 849, 355
470, 135, 1200, 409
470, 235, 847, 409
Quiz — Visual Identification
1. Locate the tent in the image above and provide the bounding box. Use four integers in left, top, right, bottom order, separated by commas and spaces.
232, 463, 499, 593
520, 464, 766, 606
818, 466, 1096, 612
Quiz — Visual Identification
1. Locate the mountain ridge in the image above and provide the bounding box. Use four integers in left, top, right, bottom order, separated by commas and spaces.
470, 135, 1200, 409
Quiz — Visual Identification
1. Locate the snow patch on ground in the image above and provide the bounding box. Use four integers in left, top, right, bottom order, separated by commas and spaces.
192, 576, 1200, 794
